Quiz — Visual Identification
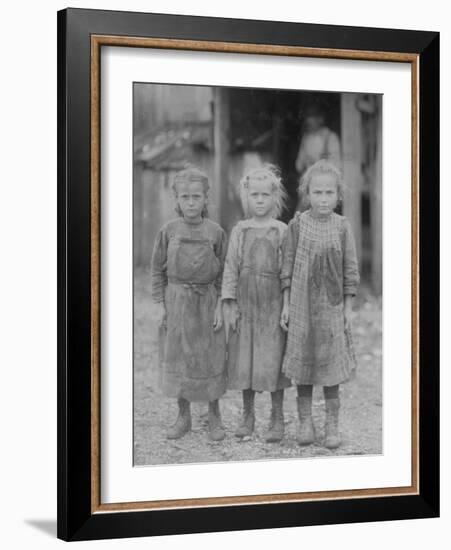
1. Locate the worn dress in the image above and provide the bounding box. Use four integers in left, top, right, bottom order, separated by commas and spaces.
151, 218, 228, 402
281, 210, 360, 386
222, 219, 291, 392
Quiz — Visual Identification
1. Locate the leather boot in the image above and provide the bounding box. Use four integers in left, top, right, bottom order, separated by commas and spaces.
264, 390, 285, 442
166, 398, 191, 439
296, 396, 315, 445
324, 397, 341, 449
208, 400, 226, 441
235, 389, 255, 438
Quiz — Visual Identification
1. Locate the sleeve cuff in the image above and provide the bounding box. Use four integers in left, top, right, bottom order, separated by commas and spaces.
280, 278, 291, 291
343, 286, 357, 296
221, 291, 237, 301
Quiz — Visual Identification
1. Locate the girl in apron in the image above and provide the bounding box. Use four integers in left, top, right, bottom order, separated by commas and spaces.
151, 168, 228, 441
222, 165, 291, 443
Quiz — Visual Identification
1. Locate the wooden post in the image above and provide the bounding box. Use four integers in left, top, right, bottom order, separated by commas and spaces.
133, 162, 143, 268
341, 93, 363, 269
371, 97, 383, 295
213, 88, 230, 228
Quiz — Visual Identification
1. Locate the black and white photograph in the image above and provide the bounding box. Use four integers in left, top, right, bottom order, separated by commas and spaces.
1, 0, 445, 546
133, 83, 383, 466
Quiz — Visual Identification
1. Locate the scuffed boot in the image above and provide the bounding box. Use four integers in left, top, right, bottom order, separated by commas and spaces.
324, 397, 341, 449
235, 389, 255, 438
296, 396, 315, 445
264, 390, 285, 442
208, 400, 226, 441
166, 398, 191, 439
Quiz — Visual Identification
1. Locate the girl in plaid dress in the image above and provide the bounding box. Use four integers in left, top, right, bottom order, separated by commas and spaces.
222, 165, 291, 442
280, 160, 359, 448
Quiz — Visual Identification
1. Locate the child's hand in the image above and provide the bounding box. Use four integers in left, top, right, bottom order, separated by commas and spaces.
222, 299, 239, 342
213, 301, 223, 332
280, 303, 290, 332
155, 302, 167, 328
344, 299, 354, 331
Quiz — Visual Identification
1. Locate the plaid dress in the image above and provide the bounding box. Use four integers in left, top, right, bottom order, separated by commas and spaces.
281, 211, 359, 386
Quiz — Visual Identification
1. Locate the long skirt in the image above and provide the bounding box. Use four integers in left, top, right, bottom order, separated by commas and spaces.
227, 269, 291, 392
159, 283, 227, 401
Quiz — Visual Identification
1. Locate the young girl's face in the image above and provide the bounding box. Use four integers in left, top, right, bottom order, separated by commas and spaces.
176, 181, 207, 222
247, 177, 275, 220
308, 172, 339, 217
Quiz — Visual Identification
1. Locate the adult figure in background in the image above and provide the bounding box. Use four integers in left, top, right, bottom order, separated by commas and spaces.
295, 104, 341, 210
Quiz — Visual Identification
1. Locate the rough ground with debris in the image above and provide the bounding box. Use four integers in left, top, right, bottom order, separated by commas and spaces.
133, 268, 382, 466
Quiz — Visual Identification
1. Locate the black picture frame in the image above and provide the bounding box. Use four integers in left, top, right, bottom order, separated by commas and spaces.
57, 7, 439, 542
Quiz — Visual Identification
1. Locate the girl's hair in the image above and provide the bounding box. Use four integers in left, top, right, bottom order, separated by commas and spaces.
298, 159, 346, 208
239, 164, 287, 219
171, 166, 210, 217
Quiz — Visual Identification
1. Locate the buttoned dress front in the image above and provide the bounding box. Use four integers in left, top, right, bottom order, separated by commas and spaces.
222, 219, 291, 392
151, 218, 228, 402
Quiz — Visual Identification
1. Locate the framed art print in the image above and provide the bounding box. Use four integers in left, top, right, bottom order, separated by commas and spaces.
57, 8, 439, 541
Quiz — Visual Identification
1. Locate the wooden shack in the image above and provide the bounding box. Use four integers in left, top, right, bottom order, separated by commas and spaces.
133, 84, 382, 295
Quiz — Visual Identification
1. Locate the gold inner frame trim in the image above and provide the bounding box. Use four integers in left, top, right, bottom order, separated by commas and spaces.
90, 34, 420, 514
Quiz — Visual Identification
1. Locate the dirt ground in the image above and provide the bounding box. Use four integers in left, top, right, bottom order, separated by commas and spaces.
133, 268, 382, 466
